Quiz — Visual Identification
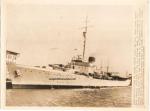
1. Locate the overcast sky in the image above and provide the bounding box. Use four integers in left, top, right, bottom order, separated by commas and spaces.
6, 1, 133, 74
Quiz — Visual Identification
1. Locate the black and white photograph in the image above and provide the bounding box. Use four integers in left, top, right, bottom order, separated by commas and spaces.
2, 0, 147, 108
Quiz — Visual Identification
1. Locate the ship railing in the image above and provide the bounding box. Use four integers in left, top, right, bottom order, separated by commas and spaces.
16, 64, 52, 71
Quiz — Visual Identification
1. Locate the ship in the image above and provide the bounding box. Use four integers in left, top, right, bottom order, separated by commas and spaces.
6, 17, 132, 89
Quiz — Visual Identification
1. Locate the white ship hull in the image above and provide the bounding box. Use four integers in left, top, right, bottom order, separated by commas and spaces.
7, 64, 131, 89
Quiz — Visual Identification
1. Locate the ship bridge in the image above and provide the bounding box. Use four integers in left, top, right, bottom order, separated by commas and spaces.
69, 55, 96, 75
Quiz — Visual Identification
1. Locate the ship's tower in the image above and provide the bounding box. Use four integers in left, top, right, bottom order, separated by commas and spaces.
82, 16, 88, 61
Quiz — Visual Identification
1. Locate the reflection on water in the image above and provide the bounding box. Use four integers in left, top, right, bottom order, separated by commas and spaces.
6, 87, 131, 107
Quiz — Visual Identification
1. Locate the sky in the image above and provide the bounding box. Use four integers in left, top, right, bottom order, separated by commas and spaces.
6, 1, 133, 74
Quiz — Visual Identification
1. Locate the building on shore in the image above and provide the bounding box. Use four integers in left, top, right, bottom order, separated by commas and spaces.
6, 50, 20, 64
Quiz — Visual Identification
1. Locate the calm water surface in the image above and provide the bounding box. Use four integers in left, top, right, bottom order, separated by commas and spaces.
6, 87, 131, 107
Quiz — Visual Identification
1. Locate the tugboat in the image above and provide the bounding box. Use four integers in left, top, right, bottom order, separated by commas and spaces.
6, 17, 131, 89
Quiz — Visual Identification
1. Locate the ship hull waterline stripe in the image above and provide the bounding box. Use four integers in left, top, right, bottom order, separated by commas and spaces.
8, 84, 131, 89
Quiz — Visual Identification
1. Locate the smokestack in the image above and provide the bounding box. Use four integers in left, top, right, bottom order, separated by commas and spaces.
88, 56, 95, 63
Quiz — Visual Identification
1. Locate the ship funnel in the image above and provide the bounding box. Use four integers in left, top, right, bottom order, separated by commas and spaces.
88, 57, 95, 63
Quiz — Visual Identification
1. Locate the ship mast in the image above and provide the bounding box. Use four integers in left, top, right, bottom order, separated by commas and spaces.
106, 60, 109, 73
82, 16, 88, 60
106, 65, 109, 73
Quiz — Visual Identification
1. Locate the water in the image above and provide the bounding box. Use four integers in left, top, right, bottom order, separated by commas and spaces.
6, 87, 131, 107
